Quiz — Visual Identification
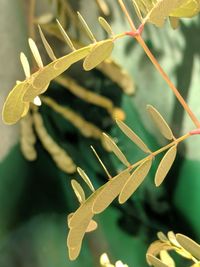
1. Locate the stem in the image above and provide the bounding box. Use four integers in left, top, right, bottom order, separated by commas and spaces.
28, 0, 36, 39
128, 133, 190, 171
118, 0, 200, 128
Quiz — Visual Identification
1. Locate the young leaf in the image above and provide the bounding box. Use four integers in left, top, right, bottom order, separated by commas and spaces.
2, 82, 29, 125
168, 231, 181, 248
20, 53, 31, 78
83, 40, 114, 71
157, 232, 169, 242
56, 19, 75, 51
77, 167, 95, 192
143, 0, 187, 27
71, 179, 86, 203
103, 133, 130, 167
119, 158, 152, 204
176, 234, 200, 260
86, 219, 98, 232
91, 146, 111, 179
146, 254, 168, 267
98, 17, 113, 36
28, 38, 43, 68
147, 240, 172, 258
92, 170, 130, 214
77, 12, 96, 42
67, 215, 92, 248
170, 0, 200, 18
160, 250, 175, 267
68, 185, 104, 229
116, 119, 151, 153
147, 105, 174, 140
169, 16, 179, 29
23, 46, 91, 101
68, 243, 82, 261
38, 25, 57, 61
155, 145, 177, 187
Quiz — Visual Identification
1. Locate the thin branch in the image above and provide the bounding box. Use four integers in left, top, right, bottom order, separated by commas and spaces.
118, 0, 200, 128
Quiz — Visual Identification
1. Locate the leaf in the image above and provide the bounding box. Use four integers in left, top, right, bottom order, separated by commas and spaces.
67, 215, 92, 248
118, 158, 152, 204
160, 250, 175, 267
77, 167, 95, 192
155, 145, 177, 187
20, 52, 30, 78
38, 25, 57, 61
98, 17, 113, 36
102, 133, 130, 167
86, 219, 98, 232
116, 119, 151, 153
147, 105, 174, 140
170, 0, 200, 18
71, 179, 86, 203
28, 38, 43, 68
56, 19, 75, 51
144, 0, 187, 27
23, 46, 91, 101
157, 232, 169, 242
92, 170, 130, 214
176, 234, 200, 260
167, 231, 181, 248
147, 240, 172, 258
2, 82, 29, 125
146, 254, 169, 267
77, 12, 96, 42
91, 146, 111, 179
169, 16, 180, 29
83, 40, 114, 71
68, 243, 82, 261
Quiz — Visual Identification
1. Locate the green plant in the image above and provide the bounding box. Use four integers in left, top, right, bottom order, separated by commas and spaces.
2, 0, 200, 266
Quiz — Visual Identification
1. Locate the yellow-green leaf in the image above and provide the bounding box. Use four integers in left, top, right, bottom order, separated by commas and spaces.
155, 145, 177, 187
103, 133, 130, 167
83, 40, 114, 71
67, 215, 92, 248
77, 12, 96, 42
119, 158, 152, 204
147, 105, 174, 140
38, 25, 57, 61
170, 0, 200, 18
20, 52, 30, 78
68, 186, 104, 229
160, 250, 175, 267
86, 219, 98, 232
144, 0, 187, 27
23, 46, 91, 101
116, 119, 151, 153
2, 82, 29, 125
71, 179, 86, 203
176, 234, 200, 260
56, 19, 75, 51
98, 17, 113, 36
146, 254, 169, 267
168, 231, 181, 248
77, 167, 95, 192
157, 232, 168, 242
68, 243, 81, 261
147, 240, 172, 258
92, 170, 130, 214
28, 38, 43, 68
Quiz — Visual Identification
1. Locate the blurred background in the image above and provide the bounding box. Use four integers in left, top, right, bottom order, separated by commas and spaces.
0, 0, 200, 266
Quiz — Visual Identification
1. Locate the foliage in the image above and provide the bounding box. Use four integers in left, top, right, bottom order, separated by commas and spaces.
1, 0, 200, 266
